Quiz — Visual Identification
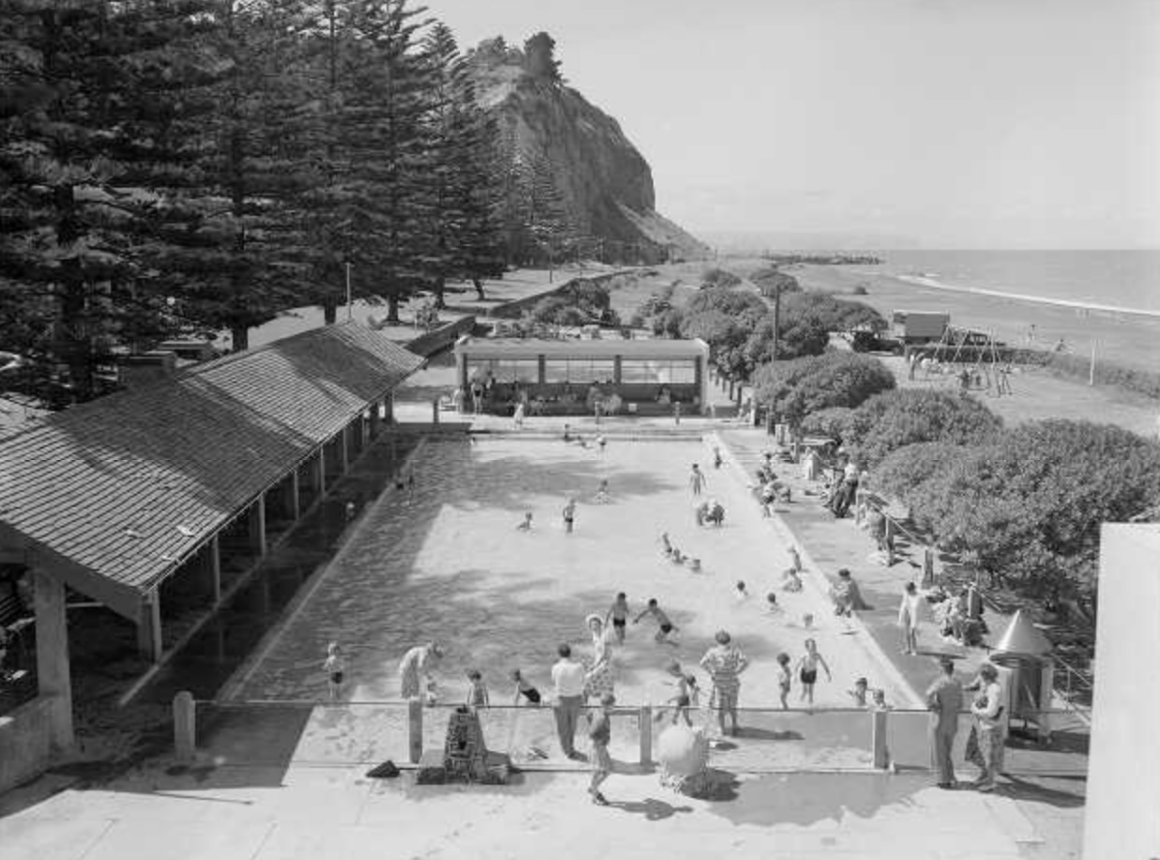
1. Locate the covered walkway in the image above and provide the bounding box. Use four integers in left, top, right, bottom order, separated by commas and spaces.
0, 323, 422, 768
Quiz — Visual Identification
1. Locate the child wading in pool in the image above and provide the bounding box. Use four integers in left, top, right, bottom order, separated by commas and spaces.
795, 638, 832, 706
776, 652, 792, 710
633, 598, 679, 645
562, 498, 577, 534
689, 463, 707, 496
605, 593, 630, 643
849, 677, 869, 707
510, 669, 542, 706
323, 642, 345, 701
466, 669, 489, 710
594, 479, 611, 504
661, 661, 700, 726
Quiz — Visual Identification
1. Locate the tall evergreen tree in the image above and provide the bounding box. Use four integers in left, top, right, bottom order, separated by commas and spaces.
291, 0, 436, 324
0, 0, 221, 402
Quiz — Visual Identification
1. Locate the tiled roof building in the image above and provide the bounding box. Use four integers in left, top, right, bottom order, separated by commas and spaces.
0, 324, 422, 620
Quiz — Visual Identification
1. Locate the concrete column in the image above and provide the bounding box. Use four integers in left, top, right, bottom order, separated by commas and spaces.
432, 398, 440, 425
383, 393, 394, 425
201, 535, 221, 605
138, 590, 163, 664
339, 428, 350, 471
408, 698, 424, 764
249, 494, 267, 556
288, 469, 301, 521
316, 449, 326, 495
33, 569, 74, 750
173, 691, 196, 762
370, 405, 382, 440
871, 709, 889, 769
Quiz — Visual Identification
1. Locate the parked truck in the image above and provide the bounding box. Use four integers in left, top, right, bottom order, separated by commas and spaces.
891, 310, 950, 345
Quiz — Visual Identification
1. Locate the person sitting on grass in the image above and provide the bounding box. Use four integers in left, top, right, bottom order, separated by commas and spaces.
516, 512, 533, 531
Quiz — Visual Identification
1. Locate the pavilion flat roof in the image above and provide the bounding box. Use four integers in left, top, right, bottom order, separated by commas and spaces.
454, 336, 709, 359
0, 324, 423, 621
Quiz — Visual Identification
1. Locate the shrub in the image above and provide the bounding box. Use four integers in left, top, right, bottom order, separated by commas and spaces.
781, 292, 887, 333
701, 267, 741, 288
753, 352, 896, 431
750, 266, 801, 297
799, 406, 858, 443
844, 389, 1002, 468
877, 422, 1160, 602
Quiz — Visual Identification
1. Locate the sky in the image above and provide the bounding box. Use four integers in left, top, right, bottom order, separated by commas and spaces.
425, 0, 1159, 250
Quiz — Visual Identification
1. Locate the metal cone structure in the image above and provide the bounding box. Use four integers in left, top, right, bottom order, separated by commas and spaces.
993, 609, 1054, 656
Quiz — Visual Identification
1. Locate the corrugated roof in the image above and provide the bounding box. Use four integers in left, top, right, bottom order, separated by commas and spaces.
0, 324, 422, 620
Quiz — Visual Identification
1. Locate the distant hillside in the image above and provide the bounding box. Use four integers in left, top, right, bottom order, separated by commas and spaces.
466, 35, 709, 264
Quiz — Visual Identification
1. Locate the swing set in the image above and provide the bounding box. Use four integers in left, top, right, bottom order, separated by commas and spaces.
919, 326, 1013, 396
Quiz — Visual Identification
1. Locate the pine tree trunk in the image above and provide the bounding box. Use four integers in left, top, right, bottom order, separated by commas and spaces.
387, 294, 400, 324
433, 275, 446, 310
322, 301, 337, 325
231, 325, 249, 352
57, 278, 91, 404
54, 184, 92, 402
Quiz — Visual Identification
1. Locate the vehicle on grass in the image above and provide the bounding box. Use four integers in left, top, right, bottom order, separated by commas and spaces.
891, 310, 950, 345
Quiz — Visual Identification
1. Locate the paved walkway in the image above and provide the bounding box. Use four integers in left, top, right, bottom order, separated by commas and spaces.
0, 754, 1083, 860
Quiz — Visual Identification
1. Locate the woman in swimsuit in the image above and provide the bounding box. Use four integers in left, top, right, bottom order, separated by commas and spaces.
794, 638, 832, 706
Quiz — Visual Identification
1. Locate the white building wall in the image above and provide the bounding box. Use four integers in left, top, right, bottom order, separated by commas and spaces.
1083, 523, 1160, 859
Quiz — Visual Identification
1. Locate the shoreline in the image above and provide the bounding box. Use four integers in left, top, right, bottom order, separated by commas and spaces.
783, 262, 1160, 379
890, 273, 1160, 320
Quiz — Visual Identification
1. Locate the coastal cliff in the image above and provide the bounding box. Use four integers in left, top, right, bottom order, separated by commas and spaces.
466, 35, 709, 263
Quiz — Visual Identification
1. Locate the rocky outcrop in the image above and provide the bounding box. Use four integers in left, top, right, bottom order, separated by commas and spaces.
467, 36, 708, 263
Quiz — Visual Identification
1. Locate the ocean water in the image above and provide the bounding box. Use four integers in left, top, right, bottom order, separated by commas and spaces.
867, 250, 1160, 316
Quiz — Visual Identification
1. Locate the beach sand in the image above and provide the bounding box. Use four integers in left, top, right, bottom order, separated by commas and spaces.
722, 258, 1160, 438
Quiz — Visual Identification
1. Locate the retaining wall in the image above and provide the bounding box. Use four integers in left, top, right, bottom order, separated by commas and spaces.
0, 695, 59, 793
488, 269, 640, 320
406, 315, 476, 357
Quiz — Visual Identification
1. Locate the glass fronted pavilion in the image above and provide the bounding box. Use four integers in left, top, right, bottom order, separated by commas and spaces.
453, 336, 711, 416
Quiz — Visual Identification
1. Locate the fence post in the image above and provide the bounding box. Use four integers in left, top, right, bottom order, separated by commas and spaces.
871, 709, 889, 769
173, 690, 196, 762
408, 698, 424, 764
638, 705, 652, 766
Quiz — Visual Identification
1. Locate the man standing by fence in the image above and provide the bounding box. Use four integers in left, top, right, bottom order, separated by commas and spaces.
551, 644, 586, 759
926, 655, 964, 788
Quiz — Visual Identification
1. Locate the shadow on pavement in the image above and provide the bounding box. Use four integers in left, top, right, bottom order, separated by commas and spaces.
609, 796, 694, 820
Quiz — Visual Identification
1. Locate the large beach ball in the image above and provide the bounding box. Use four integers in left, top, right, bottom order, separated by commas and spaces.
656, 723, 710, 778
